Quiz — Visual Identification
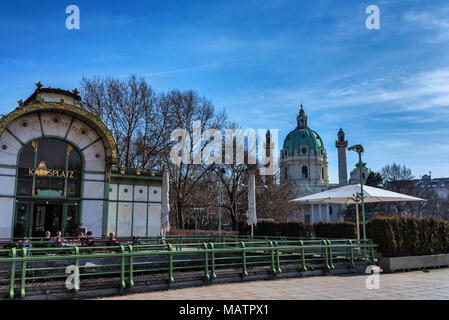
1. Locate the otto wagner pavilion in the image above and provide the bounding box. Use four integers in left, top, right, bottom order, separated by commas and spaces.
0, 84, 163, 239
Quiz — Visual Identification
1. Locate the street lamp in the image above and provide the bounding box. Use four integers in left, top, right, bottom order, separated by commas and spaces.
217, 168, 226, 239
348, 144, 367, 241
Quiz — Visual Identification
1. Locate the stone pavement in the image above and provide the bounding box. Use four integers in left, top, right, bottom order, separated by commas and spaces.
100, 268, 449, 300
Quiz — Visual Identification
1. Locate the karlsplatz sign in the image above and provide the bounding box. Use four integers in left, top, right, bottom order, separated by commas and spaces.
26, 168, 76, 179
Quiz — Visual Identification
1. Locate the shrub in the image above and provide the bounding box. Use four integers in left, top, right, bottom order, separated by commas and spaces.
313, 222, 356, 239
366, 216, 449, 257
238, 221, 313, 237
168, 229, 238, 236
239, 216, 449, 258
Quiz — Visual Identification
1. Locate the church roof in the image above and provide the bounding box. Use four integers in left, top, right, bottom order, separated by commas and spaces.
282, 105, 326, 156
283, 127, 325, 155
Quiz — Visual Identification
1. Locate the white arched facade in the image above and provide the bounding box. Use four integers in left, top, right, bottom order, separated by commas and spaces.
0, 86, 162, 238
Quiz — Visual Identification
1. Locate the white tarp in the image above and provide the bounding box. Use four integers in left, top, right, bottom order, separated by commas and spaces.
290, 184, 425, 204
161, 169, 170, 235
246, 171, 257, 226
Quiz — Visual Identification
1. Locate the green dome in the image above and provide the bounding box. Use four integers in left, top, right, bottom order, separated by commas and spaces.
282, 105, 326, 157
283, 127, 325, 156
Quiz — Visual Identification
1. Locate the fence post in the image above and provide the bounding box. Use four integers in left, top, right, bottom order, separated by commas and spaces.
348, 240, 355, 269
240, 241, 248, 277
9, 248, 16, 299
321, 240, 330, 270
203, 243, 210, 281
369, 240, 376, 264
298, 240, 307, 272
120, 245, 126, 290
274, 241, 282, 273
74, 246, 80, 293
268, 241, 276, 275
128, 245, 134, 287
167, 244, 174, 283
20, 248, 27, 298
326, 240, 335, 269
209, 242, 216, 279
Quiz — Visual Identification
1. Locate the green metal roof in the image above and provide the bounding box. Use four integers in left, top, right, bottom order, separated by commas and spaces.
282, 127, 326, 155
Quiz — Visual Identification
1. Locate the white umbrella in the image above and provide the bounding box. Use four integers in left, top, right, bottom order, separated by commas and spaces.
246, 170, 257, 236
291, 184, 426, 240
161, 169, 170, 236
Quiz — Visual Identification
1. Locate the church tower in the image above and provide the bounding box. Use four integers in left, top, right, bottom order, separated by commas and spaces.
280, 105, 329, 193
335, 128, 348, 186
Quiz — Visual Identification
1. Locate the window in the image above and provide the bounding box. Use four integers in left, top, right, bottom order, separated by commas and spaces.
285, 167, 288, 180
329, 206, 333, 216
301, 147, 307, 155
302, 166, 308, 179
17, 139, 82, 198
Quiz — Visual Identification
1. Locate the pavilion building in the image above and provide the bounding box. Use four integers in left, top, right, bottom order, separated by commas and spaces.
0, 84, 162, 238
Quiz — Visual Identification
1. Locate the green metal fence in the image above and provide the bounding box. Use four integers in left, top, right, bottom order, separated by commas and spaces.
0, 236, 376, 299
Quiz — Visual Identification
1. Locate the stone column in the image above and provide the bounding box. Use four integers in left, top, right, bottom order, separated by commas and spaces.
336, 129, 348, 186
311, 204, 315, 224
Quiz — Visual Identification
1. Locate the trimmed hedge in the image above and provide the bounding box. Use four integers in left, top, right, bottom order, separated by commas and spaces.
366, 216, 449, 257
313, 222, 356, 239
168, 229, 238, 236
239, 217, 449, 257
238, 221, 313, 237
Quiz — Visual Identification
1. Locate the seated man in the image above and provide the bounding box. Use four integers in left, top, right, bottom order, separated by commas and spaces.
54, 231, 64, 248
107, 232, 120, 247
43, 231, 52, 248
78, 232, 86, 246
77, 223, 87, 237
86, 231, 95, 247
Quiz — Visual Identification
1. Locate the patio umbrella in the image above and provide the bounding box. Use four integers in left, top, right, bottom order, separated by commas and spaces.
161, 169, 170, 236
290, 184, 426, 240
246, 170, 257, 236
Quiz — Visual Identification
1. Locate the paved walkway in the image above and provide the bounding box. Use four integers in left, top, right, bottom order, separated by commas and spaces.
100, 268, 449, 300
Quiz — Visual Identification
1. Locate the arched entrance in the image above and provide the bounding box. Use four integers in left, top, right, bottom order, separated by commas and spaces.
13, 138, 83, 237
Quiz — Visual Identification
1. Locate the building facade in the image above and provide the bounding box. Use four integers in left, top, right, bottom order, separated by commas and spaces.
0, 84, 162, 238
414, 174, 449, 199
280, 105, 346, 223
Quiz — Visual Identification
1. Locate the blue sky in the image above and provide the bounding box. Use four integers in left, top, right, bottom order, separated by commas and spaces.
1, 0, 449, 183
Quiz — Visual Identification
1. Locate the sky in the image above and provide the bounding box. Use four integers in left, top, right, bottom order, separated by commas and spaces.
1, 0, 449, 183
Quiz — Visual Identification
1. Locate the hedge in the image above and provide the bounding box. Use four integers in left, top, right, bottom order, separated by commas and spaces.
366, 216, 449, 257
313, 222, 356, 239
238, 221, 313, 237
167, 229, 239, 236
239, 217, 449, 257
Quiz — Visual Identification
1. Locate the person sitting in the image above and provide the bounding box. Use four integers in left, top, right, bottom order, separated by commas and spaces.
17, 239, 32, 256
77, 223, 87, 237
43, 231, 52, 248
22, 238, 32, 250
54, 231, 64, 248
78, 232, 86, 246
107, 232, 120, 247
86, 231, 95, 247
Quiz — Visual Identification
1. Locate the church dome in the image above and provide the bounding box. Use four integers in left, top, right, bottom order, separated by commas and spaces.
282, 105, 326, 157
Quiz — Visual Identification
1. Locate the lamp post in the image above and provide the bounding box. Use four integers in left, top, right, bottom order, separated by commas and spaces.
348, 144, 366, 241
218, 168, 225, 239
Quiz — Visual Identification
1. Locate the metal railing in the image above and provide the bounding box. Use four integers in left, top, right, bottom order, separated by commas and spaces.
0, 237, 376, 299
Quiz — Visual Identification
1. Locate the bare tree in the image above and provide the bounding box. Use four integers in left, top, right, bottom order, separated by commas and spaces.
80, 75, 161, 169
255, 172, 298, 222
160, 89, 227, 229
